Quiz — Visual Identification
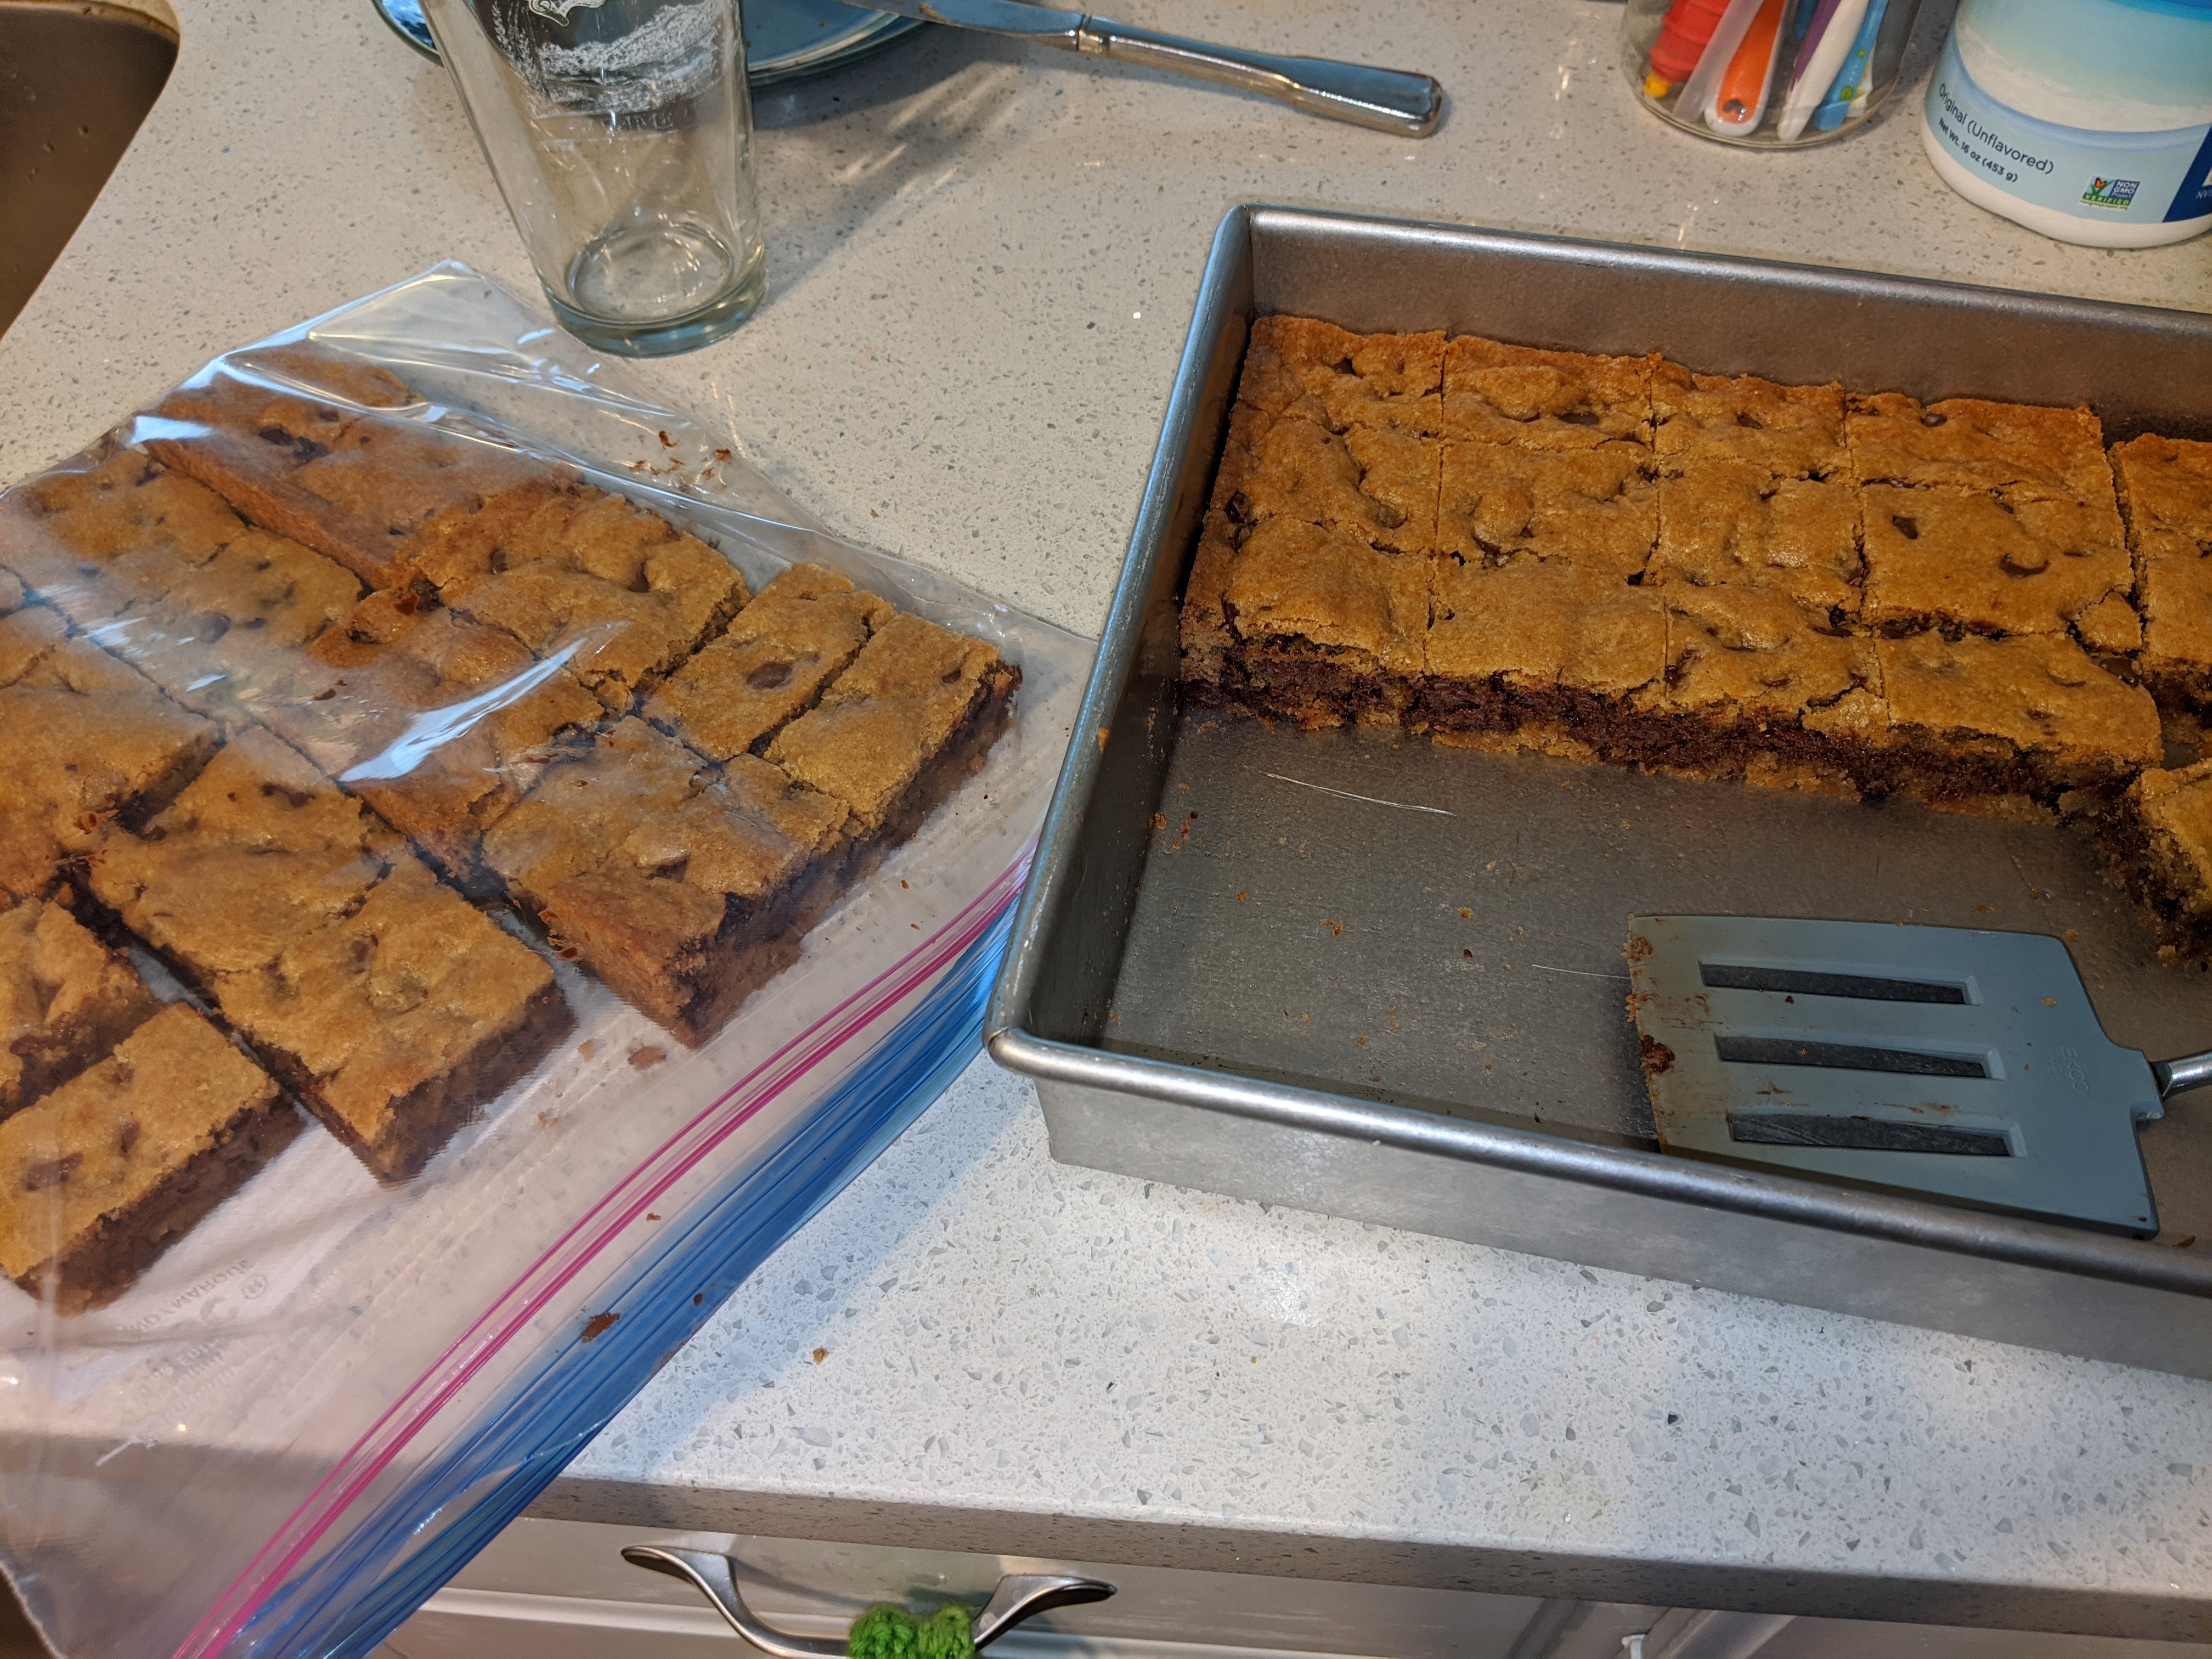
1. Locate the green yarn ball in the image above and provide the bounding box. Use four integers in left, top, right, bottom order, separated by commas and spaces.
846, 1601, 976, 1659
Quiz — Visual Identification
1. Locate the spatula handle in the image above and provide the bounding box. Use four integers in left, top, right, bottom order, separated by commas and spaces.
2153, 1051, 2212, 1098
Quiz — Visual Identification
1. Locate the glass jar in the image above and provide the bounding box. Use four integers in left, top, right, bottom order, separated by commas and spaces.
1620, 0, 1924, 147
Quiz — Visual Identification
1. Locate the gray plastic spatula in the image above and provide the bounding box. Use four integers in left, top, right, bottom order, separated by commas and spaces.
1625, 916, 2212, 1237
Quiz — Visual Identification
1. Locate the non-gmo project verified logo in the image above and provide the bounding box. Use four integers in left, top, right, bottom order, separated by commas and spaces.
2081, 176, 2140, 210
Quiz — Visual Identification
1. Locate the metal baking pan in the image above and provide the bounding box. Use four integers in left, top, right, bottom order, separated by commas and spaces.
986, 204, 2212, 1380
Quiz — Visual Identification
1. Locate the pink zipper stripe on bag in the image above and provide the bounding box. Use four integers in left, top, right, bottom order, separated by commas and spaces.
179, 852, 1029, 1659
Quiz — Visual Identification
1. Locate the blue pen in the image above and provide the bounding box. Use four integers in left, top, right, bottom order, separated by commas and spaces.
1812, 0, 1885, 129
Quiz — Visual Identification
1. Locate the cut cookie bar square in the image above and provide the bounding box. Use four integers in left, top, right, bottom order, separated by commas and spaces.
1213, 410, 1440, 557
0, 448, 245, 604
2112, 434, 2212, 565
1635, 585, 1879, 786
0, 611, 218, 904
645, 563, 896, 761
1177, 517, 1427, 728
1651, 366, 1848, 479
86, 730, 397, 980
766, 612, 1021, 842
484, 719, 849, 1046
535, 756, 851, 1046
0, 1003, 295, 1314
409, 481, 748, 707
1440, 336, 1655, 453
1, 895, 159, 1120
1418, 556, 1666, 744
1865, 630, 2159, 800
1860, 484, 2132, 643
264, 590, 602, 889
1242, 317, 1446, 437
1438, 443, 1656, 583
2096, 759, 2212, 964
1846, 393, 2111, 504
1651, 462, 1861, 615
214, 856, 569, 1181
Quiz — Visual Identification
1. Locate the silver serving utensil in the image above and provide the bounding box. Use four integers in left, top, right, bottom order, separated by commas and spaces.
857, 0, 1442, 135
623, 1544, 1115, 1656
1627, 915, 2212, 1237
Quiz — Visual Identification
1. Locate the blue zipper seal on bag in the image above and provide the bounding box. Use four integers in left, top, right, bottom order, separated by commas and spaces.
228, 907, 1015, 1659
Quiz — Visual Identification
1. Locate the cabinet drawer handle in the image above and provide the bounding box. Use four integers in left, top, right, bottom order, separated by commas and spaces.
622, 1545, 1115, 1656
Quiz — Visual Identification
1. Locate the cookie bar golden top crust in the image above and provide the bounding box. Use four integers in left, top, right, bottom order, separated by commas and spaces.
1440, 336, 1655, 453
594, 753, 850, 907
0, 1003, 281, 1284
2112, 434, 2212, 563
482, 718, 707, 911
0, 606, 86, 690
1221, 409, 1442, 560
1644, 585, 1875, 724
0, 618, 218, 902
88, 731, 394, 979
1246, 317, 1446, 437
1651, 463, 1861, 614
266, 591, 602, 878
1214, 410, 1441, 557
1860, 484, 2133, 640
1651, 365, 1848, 478
2126, 760, 2212, 917
1438, 444, 1656, 581
1846, 393, 2111, 503
1214, 518, 1431, 680
212, 855, 558, 1159
410, 482, 748, 704
766, 612, 1015, 833
1875, 631, 2159, 774
0, 449, 245, 601
0, 897, 159, 1118
147, 352, 551, 592
1427, 557, 1666, 697
231, 343, 417, 412
2138, 553, 2212, 689
646, 563, 897, 762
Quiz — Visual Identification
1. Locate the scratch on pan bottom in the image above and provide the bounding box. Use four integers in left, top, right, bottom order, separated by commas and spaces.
1263, 772, 1454, 815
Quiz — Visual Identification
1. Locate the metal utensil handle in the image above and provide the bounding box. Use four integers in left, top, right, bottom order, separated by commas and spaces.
2153, 1049, 2212, 1098
1069, 18, 1443, 136
622, 1545, 1114, 1656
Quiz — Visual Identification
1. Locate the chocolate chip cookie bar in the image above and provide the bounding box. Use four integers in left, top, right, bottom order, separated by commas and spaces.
2114, 435, 2212, 703
0, 608, 219, 904
2096, 758, 2212, 965
264, 589, 602, 888
645, 563, 896, 762
408, 478, 748, 708
0, 1003, 295, 1313
88, 732, 568, 1180
485, 719, 850, 1046
766, 612, 1021, 843
1, 895, 159, 1120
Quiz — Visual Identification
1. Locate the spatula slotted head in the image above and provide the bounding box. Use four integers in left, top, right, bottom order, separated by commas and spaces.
1627, 916, 2163, 1236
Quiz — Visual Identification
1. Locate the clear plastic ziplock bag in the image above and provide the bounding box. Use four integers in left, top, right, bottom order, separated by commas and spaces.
0, 262, 1090, 1657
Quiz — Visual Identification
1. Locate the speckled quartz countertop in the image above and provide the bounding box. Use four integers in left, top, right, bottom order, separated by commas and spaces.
4, 0, 2211, 1639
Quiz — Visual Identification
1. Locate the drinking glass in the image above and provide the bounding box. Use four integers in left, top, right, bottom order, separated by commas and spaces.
422, 0, 767, 355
